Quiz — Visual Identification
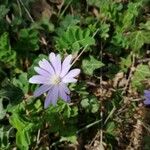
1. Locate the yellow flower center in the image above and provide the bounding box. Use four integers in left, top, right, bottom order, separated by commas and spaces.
51, 75, 61, 85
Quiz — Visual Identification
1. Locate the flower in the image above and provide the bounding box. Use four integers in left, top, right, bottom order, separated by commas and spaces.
29, 52, 80, 108
144, 90, 150, 105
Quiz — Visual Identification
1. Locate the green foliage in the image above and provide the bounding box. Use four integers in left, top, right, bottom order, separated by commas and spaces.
56, 15, 80, 36
0, 82, 24, 106
45, 100, 78, 143
99, 22, 110, 40
0, 5, 9, 20
140, 20, 150, 30
82, 55, 104, 75
120, 54, 132, 72
131, 64, 150, 90
9, 113, 33, 150
0, 32, 16, 67
106, 121, 117, 136
143, 136, 150, 150
99, 0, 123, 22
0, 98, 6, 120
121, 1, 143, 30
80, 97, 99, 113
7, 97, 44, 150
55, 26, 95, 54
12, 73, 29, 94
0, 5, 9, 34
86, 0, 100, 6
128, 30, 150, 51
0, 127, 11, 149
15, 28, 39, 52
31, 18, 55, 33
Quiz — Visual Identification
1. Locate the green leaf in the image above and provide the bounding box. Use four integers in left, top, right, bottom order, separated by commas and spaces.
45, 100, 78, 144
60, 135, 77, 144
81, 98, 89, 108
0, 82, 24, 106
140, 20, 150, 30
106, 122, 116, 135
128, 30, 150, 51
131, 64, 150, 89
9, 114, 26, 132
15, 28, 39, 53
91, 103, 99, 114
86, 0, 101, 6
12, 73, 29, 94
99, 22, 110, 40
121, 2, 142, 30
111, 31, 129, 49
0, 98, 6, 120
0, 127, 11, 149
0, 5, 9, 20
82, 55, 104, 75
9, 113, 33, 150
0, 32, 16, 67
55, 26, 95, 54
56, 15, 80, 36
80, 97, 99, 113
120, 54, 132, 72
98, 0, 123, 22
31, 18, 54, 33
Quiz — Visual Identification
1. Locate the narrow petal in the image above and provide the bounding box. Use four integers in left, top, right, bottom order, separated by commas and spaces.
59, 82, 70, 94
144, 99, 150, 105
56, 54, 62, 74
34, 67, 50, 77
67, 95, 71, 102
63, 69, 80, 79
144, 90, 150, 98
29, 75, 48, 84
144, 90, 150, 95
60, 55, 72, 77
58, 88, 68, 102
62, 78, 77, 83
44, 86, 59, 108
39, 59, 55, 75
49, 53, 61, 75
34, 84, 52, 97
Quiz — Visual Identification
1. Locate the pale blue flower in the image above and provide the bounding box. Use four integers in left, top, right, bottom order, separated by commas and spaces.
29, 52, 80, 108
144, 90, 150, 105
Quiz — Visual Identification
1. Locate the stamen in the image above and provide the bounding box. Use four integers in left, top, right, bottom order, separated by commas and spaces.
51, 75, 61, 85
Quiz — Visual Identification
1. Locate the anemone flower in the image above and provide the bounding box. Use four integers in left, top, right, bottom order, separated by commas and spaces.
29, 52, 80, 108
144, 90, 150, 105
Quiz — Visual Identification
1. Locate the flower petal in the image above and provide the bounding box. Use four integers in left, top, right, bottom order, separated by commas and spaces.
67, 95, 71, 102
59, 82, 70, 94
39, 59, 55, 74
58, 88, 69, 102
56, 54, 62, 74
144, 99, 150, 105
44, 85, 59, 108
49, 53, 61, 75
34, 84, 52, 97
144, 90, 150, 98
62, 78, 77, 83
63, 69, 80, 79
60, 55, 72, 77
34, 67, 50, 77
62, 69, 80, 83
29, 75, 48, 84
